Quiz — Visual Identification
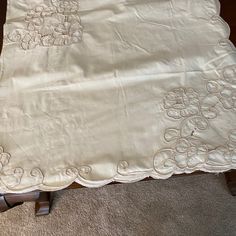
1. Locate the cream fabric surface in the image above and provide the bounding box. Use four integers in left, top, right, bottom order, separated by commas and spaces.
0, 0, 236, 193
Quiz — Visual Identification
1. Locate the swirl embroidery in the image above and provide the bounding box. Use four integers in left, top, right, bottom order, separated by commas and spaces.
0, 146, 24, 188
8, 0, 83, 50
0, 144, 93, 191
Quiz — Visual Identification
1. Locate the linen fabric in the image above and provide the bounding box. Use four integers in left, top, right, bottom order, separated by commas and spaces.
0, 0, 236, 193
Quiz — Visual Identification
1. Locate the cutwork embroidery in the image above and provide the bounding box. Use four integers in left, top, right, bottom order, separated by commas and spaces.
152, 65, 236, 175
8, 0, 83, 50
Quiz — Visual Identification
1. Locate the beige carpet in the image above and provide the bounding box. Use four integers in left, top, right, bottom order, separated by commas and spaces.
0, 174, 236, 236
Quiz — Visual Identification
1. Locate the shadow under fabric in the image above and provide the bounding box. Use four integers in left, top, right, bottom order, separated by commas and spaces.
0, 0, 7, 54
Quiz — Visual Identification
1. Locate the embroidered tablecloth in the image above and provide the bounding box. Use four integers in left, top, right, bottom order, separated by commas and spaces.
0, 0, 236, 193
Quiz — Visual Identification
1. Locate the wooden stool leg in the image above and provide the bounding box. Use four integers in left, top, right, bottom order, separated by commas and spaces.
35, 192, 52, 217
225, 170, 236, 196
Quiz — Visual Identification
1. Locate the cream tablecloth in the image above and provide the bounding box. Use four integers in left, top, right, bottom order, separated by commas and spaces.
0, 0, 236, 193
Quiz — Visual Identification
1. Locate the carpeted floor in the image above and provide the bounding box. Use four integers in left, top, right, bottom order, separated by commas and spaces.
0, 174, 236, 236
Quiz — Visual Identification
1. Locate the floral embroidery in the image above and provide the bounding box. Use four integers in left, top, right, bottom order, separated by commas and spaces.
152, 64, 236, 175
8, 0, 83, 50
163, 88, 200, 119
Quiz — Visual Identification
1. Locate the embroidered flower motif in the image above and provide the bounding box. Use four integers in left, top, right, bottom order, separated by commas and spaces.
8, 0, 83, 50
156, 73, 236, 177
173, 138, 208, 168
163, 88, 200, 119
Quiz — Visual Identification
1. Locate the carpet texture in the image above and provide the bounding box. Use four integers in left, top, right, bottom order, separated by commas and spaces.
0, 174, 236, 236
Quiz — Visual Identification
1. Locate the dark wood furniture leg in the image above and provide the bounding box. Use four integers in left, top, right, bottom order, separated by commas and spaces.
35, 192, 52, 217
225, 170, 236, 196
0, 191, 53, 216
